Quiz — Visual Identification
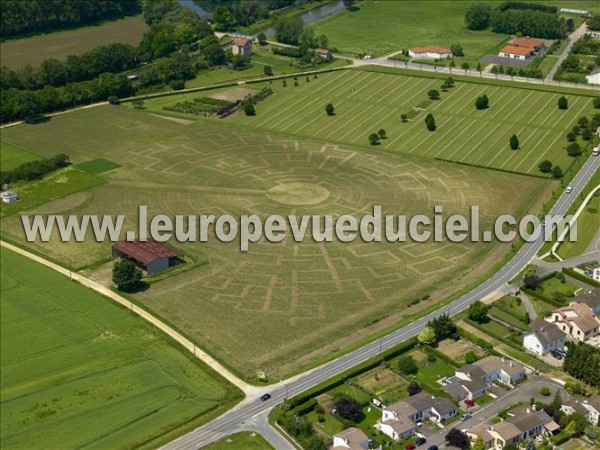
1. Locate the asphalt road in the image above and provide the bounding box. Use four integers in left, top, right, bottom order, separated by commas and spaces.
546, 23, 588, 82
163, 155, 599, 450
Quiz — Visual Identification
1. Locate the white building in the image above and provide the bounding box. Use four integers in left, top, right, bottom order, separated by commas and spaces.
548, 303, 600, 342
456, 356, 526, 387
586, 68, 600, 85
523, 318, 566, 356
332, 427, 380, 450
1, 191, 18, 203
498, 45, 533, 60
408, 46, 452, 59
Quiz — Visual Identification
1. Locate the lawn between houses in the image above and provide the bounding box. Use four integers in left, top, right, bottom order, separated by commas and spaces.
0, 248, 242, 450
0, 104, 553, 380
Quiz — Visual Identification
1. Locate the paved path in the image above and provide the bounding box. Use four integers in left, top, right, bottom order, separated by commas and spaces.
162, 149, 599, 450
520, 293, 538, 320
0, 240, 259, 397
534, 251, 599, 276
425, 376, 569, 448
546, 22, 588, 81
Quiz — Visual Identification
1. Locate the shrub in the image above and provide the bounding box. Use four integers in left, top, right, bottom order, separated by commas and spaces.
541, 387, 551, 396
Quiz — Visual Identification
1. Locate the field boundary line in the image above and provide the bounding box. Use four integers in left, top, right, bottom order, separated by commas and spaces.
0, 240, 256, 396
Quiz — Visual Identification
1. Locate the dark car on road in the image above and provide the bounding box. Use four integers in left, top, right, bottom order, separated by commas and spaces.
415, 437, 427, 446
260, 393, 271, 401
427, 446, 438, 450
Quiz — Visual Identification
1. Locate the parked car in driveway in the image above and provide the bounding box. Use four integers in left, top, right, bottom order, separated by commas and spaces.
460, 412, 472, 421
415, 437, 427, 446
406, 444, 416, 450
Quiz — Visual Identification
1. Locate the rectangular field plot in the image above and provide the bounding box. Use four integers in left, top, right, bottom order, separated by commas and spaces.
228, 69, 596, 175
0, 248, 241, 449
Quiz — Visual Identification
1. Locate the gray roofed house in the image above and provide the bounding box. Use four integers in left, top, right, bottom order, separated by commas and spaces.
523, 317, 566, 356
562, 399, 590, 416
574, 289, 600, 314
332, 427, 380, 450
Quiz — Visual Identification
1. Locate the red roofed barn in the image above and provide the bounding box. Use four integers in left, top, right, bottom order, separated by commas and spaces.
112, 240, 181, 275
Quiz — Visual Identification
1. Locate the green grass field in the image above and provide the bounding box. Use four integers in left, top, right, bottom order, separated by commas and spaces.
0, 247, 241, 450
0, 16, 147, 69
557, 184, 599, 260
75, 158, 122, 174
0, 141, 40, 171
204, 432, 274, 450
0, 105, 553, 378
222, 68, 594, 176
310, 1, 509, 61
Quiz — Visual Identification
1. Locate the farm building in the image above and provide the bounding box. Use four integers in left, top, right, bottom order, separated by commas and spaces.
498, 45, 534, 60
231, 37, 252, 56
1, 191, 18, 203
112, 240, 181, 275
408, 46, 452, 59
586, 68, 600, 85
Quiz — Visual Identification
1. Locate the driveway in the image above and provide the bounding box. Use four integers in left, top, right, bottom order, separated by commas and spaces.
546, 22, 588, 81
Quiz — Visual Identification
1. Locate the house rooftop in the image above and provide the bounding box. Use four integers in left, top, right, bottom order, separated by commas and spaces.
500, 45, 534, 56
563, 399, 590, 415
530, 318, 566, 345
382, 416, 416, 435
471, 356, 524, 377
232, 37, 250, 46
404, 392, 456, 416
574, 289, 600, 309
586, 395, 600, 411
333, 427, 371, 450
510, 36, 544, 48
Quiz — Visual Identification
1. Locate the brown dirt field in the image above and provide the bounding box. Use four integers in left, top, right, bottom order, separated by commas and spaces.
209, 88, 256, 102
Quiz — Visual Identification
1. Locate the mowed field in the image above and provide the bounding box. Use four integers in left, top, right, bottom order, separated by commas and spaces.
0, 248, 241, 449
227, 69, 596, 176
309, 0, 600, 59
0, 16, 147, 69
0, 106, 554, 378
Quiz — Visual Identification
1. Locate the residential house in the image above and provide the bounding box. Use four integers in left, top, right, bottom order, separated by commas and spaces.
561, 399, 591, 417
377, 393, 456, 441
456, 356, 526, 387
523, 318, 566, 356
586, 68, 600, 85
498, 45, 534, 60
548, 303, 600, 342
469, 407, 558, 449
510, 37, 545, 51
443, 372, 489, 401
574, 289, 600, 315
316, 48, 332, 60
408, 46, 452, 59
583, 396, 600, 426
231, 37, 252, 56
332, 427, 380, 450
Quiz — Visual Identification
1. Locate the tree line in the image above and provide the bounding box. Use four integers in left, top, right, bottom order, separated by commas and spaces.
1, 154, 70, 186
564, 342, 600, 387
465, 2, 566, 38
0, 0, 221, 123
210, 0, 296, 31
0, 0, 141, 39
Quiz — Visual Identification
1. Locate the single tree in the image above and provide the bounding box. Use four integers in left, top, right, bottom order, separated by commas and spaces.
112, 259, 142, 291
567, 142, 582, 156
523, 275, 541, 290
451, 44, 464, 56
509, 134, 519, 150
334, 396, 363, 422
418, 326, 437, 345
397, 355, 418, 375
468, 300, 489, 323
428, 89, 440, 100
477, 62, 483, 73
282, 79, 287, 87
538, 160, 553, 173
551, 165, 563, 178
400, 114, 408, 122
378, 128, 387, 139
566, 131, 576, 142
244, 103, 256, 116
257, 32, 267, 45
132, 99, 144, 109
581, 127, 592, 141
594, 96, 600, 109
465, 350, 478, 364
305, 76, 310, 83
425, 113, 436, 131
407, 381, 422, 396
475, 94, 489, 110
445, 77, 455, 88
472, 436, 486, 450
325, 103, 335, 116
578, 116, 589, 129
445, 428, 470, 450
263, 65, 273, 76
368, 133, 380, 145
558, 96, 569, 110
107, 95, 120, 105
461, 62, 470, 72
524, 311, 531, 325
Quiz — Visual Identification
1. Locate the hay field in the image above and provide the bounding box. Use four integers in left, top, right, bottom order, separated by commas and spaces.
0, 106, 554, 378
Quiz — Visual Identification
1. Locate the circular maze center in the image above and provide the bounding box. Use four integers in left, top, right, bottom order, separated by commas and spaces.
267, 182, 330, 206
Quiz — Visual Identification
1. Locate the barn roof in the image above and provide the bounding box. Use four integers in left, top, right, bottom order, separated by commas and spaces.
113, 240, 181, 265
500, 45, 533, 56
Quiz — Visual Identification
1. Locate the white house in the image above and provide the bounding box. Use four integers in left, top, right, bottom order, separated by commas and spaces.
523, 318, 566, 356
498, 45, 533, 60
332, 427, 380, 450
231, 37, 252, 56
548, 303, 600, 342
586, 68, 600, 85
377, 392, 456, 441
583, 396, 600, 426
408, 46, 452, 59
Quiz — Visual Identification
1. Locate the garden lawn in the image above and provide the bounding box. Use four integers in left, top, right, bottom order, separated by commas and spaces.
0, 248, 241, 450
203, 432, 274, 450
